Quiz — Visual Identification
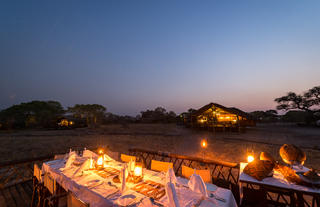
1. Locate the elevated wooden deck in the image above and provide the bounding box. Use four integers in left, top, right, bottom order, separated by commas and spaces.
0, 180, 33, 207
0, 148, 319, 207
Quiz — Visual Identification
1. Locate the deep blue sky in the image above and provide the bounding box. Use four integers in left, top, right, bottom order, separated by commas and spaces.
1, 1, 320, 115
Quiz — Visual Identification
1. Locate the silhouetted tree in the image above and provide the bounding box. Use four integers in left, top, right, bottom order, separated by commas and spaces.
140, 107, 176, 123
0, 100, 64, 129
275, 86, 320, 112
68, 104, 106, 127
275, 86, 320, 123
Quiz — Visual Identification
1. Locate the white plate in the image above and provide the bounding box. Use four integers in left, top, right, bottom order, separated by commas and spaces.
116, 194, 137, 206
206, 184, 218, 192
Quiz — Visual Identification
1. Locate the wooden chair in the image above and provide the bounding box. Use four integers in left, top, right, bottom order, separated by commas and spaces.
43, 173, 67, 207
151, 160, 173, 172
120, 154, 136, 163
54, 154, 66, 160
181, 165, 212, 183
31, 163, 45, 207
67, 191, 89, 207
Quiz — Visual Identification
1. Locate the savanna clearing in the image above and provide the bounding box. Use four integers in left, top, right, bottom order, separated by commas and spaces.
0, 123, 319, 169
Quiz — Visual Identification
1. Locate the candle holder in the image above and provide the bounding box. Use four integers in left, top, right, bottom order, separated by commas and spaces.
129, 163, 143, 183
96, 154, 104, 170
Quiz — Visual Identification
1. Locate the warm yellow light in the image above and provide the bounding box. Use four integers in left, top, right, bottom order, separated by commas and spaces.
98, 149, 103, 154
69, 121, 73, 125
134, 166, 142, 177
89, 158, 94, 169
97, 155, 103, 166
226, 116, 230, 119
247, 155, 254, 163
201, 139, 207, 148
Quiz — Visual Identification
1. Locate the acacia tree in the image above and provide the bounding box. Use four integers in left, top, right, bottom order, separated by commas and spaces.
275, 86, 320, 112
275, 86, 320, 123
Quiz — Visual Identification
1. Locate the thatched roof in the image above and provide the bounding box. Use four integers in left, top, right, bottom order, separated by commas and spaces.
192, 102, 251, 119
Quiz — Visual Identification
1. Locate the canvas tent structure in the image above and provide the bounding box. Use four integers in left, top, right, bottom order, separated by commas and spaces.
190, 102, 255, 129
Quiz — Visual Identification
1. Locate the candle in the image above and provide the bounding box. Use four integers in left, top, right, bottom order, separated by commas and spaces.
247, 155, 254, 163
134, 165, 142, 177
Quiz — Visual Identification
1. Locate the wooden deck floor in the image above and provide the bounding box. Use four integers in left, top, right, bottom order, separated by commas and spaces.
0, 180, 33, 207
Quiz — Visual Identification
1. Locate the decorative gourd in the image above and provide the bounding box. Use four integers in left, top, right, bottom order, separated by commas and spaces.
243, 160, 274, 181
260, 152, 276, 164
279, 144, 306, 166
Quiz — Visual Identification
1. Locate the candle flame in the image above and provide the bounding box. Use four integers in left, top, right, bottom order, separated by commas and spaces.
134, 166, 142, 177
247, 155, 254, 163
97, 156, 103, 166
201, 139, 207, 148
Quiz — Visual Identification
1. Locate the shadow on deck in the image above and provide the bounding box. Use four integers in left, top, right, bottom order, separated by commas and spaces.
0, 180, 33, 207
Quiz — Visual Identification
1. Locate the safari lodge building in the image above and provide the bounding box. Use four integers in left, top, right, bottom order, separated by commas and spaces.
190, 103, 255, 130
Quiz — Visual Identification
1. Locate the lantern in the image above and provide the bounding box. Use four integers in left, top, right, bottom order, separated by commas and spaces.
201, 139, 207, 148
96, 154, 104, 170
132, 163, 143, 183
134, 165, 143, 177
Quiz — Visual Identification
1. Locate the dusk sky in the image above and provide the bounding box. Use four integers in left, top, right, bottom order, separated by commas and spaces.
1, 1, 320, 116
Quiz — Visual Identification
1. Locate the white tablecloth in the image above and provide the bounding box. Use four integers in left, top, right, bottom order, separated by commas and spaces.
42, 151, 237, 207
239, 162, 320, 204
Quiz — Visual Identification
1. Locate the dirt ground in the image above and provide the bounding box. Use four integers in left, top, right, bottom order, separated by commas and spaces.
0, 123, 319, 169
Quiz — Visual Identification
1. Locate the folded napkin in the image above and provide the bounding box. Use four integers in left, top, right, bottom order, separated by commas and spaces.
165, 181, 180, 207
104, 154, 113, 162
73, 159, 90, 177
188, 173, 208, 198
166, 168, 177, 185
60, 152, 77, 170
83, 149, 98, 159
120, 165, 128, 193
128, 159, 135, 173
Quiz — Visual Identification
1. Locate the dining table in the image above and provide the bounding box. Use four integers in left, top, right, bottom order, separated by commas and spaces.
42, 150, 238, 207
239, 162, 320, 206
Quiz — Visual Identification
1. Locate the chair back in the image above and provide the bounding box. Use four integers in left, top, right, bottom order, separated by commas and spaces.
43, 173, 56, 195
54, 154, 66, 160
33, 163, 42, 182
120, 154, 136, 163
67, 191, 89, 207
182, 165, 211, 183
107, 151, 120, 161
151, 160, 173, 172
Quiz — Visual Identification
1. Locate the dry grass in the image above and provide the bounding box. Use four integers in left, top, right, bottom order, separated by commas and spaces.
0, 123, 319, 169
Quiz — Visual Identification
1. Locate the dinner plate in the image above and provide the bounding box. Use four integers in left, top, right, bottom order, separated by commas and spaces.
206, 184, 218, 192
116, 194, 137, 206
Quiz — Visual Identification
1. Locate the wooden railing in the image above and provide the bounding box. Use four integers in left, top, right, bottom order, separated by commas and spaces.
0, 156, 54, 190
0, 146, 88, 190
1, 148, 319, 207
